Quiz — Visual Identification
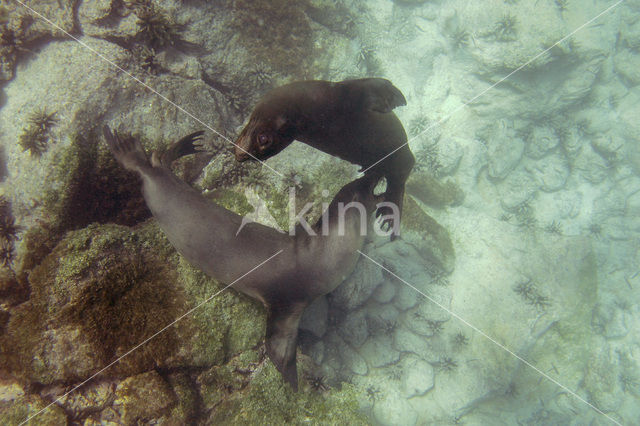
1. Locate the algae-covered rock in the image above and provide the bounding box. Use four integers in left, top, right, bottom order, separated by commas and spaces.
206, 353, 368, 425
406, 171, 464, 208
112, 370, 176, 424
401, 196, 455, 272
0, 393, 67, 425
0, 267, 25, 306
197, 0, 316, 106
52, 379, 118, 422
163, 372, 200, 424
1, 36, 233, 247
359, 335, 399, 368
0, 0, 77, 83
177, 257, 265, 361
40, 133, 151, 234
0, 222, 263, 384
0, 223, 179, 383
400, 355, 434, 398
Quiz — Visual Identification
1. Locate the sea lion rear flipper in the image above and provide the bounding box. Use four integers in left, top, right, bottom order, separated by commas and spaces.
158, 130, 206, 167
348, 78, 407, 113
265, 301, 306, 391
103, 126, 150, 172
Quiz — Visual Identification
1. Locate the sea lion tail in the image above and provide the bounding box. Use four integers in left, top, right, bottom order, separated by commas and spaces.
103, 126, 150, 172
265, 301, 306, 391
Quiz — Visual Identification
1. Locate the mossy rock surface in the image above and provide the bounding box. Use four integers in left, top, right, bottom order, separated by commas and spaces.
205, 353, 369, 425
112, 370, 176, 424
225, 0, 315, 77
0, 394, 68, 425
402, 196, 456, 272
43, 134, 150, 233
0, 221, 264, 384
406, 171, 464, 208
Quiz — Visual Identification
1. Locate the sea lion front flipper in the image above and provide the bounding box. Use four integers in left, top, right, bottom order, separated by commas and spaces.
265, 300, 307, 391
158, 130, 206, 167
346, 78, 407, 113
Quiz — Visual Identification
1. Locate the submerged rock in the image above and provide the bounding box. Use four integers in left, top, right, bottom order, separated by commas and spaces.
525, 152, 570, 192
206, 352, 368, 425
400, 196, 456, 273
329, 251, 384, 311
481, 121, 525, 180
406, 171, 464, 208
360, 335, 400, 368
525, 126, 559, 159
299, 296, 329, 339
372, 388, 418, 426
112, 371, 176, 424
400, 356, 434, 398
0, 393, 68, 425
614, 48, 640, 86
337, 309, 369, 348
0, 222, 264, 384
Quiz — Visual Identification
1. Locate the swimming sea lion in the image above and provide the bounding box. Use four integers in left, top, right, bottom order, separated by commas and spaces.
103, 127, 381, 390
234, 78, 415, 234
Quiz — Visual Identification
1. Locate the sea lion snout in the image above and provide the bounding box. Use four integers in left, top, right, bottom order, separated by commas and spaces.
234, 131, 254, 162
235, 147, 251, 162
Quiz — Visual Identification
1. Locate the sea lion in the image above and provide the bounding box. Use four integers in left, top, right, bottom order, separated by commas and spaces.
234, 78, 415, 234
103, 127, 381, 390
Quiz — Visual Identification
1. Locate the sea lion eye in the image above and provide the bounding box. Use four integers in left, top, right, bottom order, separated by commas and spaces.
258, 134, 270, 147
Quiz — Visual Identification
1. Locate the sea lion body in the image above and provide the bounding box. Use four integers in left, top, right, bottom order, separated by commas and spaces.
235, 78, 415, 232
103, 128, 379, 389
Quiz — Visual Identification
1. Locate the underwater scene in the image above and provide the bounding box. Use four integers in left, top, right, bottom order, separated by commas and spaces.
0, 0, 639, 424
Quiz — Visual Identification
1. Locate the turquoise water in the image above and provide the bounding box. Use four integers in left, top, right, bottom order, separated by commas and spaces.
0, 0, 638, 424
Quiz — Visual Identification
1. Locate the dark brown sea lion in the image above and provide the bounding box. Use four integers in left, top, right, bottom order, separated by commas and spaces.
103, 127, 381, 390
234, 78, 415, 234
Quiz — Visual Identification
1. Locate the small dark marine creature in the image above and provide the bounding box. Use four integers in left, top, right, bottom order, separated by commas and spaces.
234, 78, 415, 236
103, 127, 381, 390
27, 109, 58, 132
18, 109, 58, 157
0, 212, 18, 242
135, 5, 181, 50
305, 373, 329, 392
0, 238, 14, 268
0, 196, 19, 243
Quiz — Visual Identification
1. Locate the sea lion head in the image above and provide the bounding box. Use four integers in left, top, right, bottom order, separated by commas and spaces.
234, 108, 294, 162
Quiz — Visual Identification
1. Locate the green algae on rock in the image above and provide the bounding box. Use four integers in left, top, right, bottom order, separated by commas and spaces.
41, 133, 151, 233
112, 370, 176, 424
206, 353, 368, 425
401, 196, 455, 273
0, 222, 262, 384
406, 171, 464, 209
227, 0, 314, 77
0, 394, 68, 426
